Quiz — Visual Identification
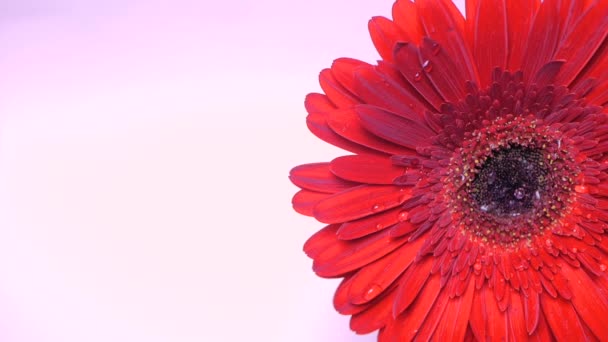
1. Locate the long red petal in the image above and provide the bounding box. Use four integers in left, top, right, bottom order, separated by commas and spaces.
505, 0, 540, 70
348, 237, 425, 304
394, 273, 443, 341
562, 264, 608, 340
330, 154, 405, 185
292, 190, 332, 216
369, 16, 405, 63
393, 256, 434, 316
326, 108, 414, 155
508, 291, 529, 341
416, 0, 478, 84
466, 0, 508, 87
336, 207, 402, 240
521, 0, 561, 83
312, 230, 407, 278
554, 0, 608, 85
432, 278, 476, 341
356, 105, 435, 150
289, 163, 358, 193
305, 94, 376, 155
313, 185, 409, 224
393, 42, 444, 111
392, 0, 423, 44
540, 294, 593, 340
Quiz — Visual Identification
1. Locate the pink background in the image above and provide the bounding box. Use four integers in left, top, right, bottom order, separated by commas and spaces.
0, 0, 464, 341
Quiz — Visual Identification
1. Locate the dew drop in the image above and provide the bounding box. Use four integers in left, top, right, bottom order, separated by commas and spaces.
363, 284, 383, 301
600, 264, 607, 272
372, 204, 383, 212
422, 60, 432, 72
574, 185, 588, 193
398, 211, 409, 221
474, 263, 482, 271
514, 188, 525, 200
431, 42, 440, 55
376, 223, 384, 231
414, 72, 422, 81
487, 171, 496, 184
571, 247, 578, 253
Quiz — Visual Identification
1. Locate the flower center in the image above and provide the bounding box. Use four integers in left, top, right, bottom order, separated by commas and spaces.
470, 146, 547, 217
442, 115, 580, 247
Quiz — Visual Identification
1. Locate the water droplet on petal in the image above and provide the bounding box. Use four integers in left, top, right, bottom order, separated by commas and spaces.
474, 263, 482, 271
431, 42, 440, 55
376, 223, 384, 230
398, 211, 409, 221
600, 264, 607, 272
414, 72, 422, 81
363, 284, 383, 301
372, 204, 383, 212
575, 185, 588, 193
422, 60, 432, 72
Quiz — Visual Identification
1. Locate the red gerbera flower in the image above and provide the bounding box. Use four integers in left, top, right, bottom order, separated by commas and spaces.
290, 0, 608, 340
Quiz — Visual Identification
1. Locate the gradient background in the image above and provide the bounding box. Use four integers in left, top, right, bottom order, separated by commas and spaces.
0, 0, 464, 341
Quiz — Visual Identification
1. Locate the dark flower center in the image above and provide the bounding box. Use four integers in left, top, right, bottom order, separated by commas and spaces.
470, 146, 547, 217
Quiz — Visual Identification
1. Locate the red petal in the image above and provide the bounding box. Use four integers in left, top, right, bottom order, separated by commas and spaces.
524, 290, 541, 334
562, 263, 608, 340
413, 282, 450, 340
330, 154, 405, 185
393, 42, 444, 111
469, 285, 488, 341
466, 0, 508, 88
540, 294, 593, 340
508, 292, 529, 341
432, 278, 476, 341
393, 273, 443, 341
333, 275, 369, 315
391, 0, 423, 44
329, 58, 368, 95
289, 163, 358, 193
326, 107, 413, 155
393, 256, 434, 316
532, 60, 565, 88
368, 16, 404, 63
305, 94, 376, 155
416, 0, 478, 84
351, 66, 428, 120
356, 105, 435, 150
529, 310, 556, 341
336, 207, 402, 240
418, 37, 468, 103
303, 224, 340, 259
312, 229, 407, 278
484, 283, 509, 340
350, 287, 398, 334
313, 185, 409, 224
506, 0, 539, 70
292, 190, 332, 216
521, 0, 561, 83
348, 237, 425, 305
555, 0, 608, 85
319, 69, 359, 108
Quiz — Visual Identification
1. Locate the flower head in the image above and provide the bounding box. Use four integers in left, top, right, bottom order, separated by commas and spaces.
290, 0, 608, 340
